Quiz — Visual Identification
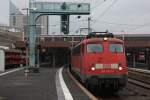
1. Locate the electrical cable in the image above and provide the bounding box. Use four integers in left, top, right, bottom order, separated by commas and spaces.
126, 22, 150, 32
91, 0, 106, 11
92, 20, 150, 27
92, 0, 119, 24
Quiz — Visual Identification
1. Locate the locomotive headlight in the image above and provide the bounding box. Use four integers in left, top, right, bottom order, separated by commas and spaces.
119, 67, 123, 71
91, 67, 95, 71
104, 37, 108, 41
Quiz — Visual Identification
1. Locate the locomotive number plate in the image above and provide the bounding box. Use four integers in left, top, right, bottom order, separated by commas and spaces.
111, 64, 118, 69
95, 64, 103, 69
101, 70, 114, 73
103, 64, 111, 68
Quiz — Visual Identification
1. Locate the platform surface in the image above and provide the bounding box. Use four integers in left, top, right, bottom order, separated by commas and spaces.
62, 67, 90, 100
0, 67, 91, 100
0, 68, 57, 100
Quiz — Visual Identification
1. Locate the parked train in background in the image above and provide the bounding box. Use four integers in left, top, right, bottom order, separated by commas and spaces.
0, 48, 26, 69
5, 49, 26, 67
71, 32, 128, 92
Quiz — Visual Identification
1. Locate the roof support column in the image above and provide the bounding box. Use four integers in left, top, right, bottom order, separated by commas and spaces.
29, 12, 36, 68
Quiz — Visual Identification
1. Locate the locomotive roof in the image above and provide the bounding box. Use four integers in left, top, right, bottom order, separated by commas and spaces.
82, 32, 123, 44
73, 37, 124, 48
83, 37, 124, 44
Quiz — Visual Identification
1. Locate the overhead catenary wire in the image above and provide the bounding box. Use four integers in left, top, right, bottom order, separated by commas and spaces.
91, 20, 150, 33
89, 0, 150, 34
91, 0, 106, 11
70, 0, 106, 20
92, 20, 150, 27
48, 0, 150, 34
126, 22, 150, 33
49, 17, 150, 34
92, 0, 119, 25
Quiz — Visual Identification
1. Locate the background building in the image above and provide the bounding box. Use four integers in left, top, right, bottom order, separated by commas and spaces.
0, 0, 9, 25
9, 1, 49, 37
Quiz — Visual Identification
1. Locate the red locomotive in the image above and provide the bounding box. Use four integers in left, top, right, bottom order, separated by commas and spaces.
71, 32, 127, 91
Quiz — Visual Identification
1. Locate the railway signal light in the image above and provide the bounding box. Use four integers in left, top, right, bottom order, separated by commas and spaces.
62, 22, 69, 35
61, 15, 69, 35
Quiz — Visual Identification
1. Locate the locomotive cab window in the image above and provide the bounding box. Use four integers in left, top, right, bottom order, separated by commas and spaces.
109, 44, 123, 53
87, 44, 103, 53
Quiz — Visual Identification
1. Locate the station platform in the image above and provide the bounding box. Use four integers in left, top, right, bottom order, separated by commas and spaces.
62, 67, 91, 100
0, 66, 91, 100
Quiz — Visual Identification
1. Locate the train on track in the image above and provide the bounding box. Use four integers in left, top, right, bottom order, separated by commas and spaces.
71, 32, 128, 92
0, 48, 26, 68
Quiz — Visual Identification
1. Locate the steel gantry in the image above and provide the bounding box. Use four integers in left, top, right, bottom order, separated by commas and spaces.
28, 0, 90, 69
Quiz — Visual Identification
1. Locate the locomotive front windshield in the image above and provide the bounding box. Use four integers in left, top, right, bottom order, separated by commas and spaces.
87, 44, 103, 53
109, 44, 123, 53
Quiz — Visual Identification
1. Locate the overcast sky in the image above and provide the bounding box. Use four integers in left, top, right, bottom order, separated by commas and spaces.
1, 0, 150, 34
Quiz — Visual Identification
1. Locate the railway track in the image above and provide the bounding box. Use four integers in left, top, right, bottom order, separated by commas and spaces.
96, 68, 150, 100
128, 68, 150, 89
68, 67, 150, 100
69, 69, 122, 100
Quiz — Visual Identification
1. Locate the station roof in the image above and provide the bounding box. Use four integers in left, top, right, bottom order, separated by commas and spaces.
115, 34, 150, 41
14, 41, 71, 49
14, 34, 150, 49
40, 41, 71, 48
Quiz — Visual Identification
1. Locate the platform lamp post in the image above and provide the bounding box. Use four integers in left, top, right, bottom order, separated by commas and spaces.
21, 7, 37, 72
21, 8, 30, 73
121, 30, 125, 41
78, 17, 93, 34
88, 17, 92, 34
36, 25, 44, 69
